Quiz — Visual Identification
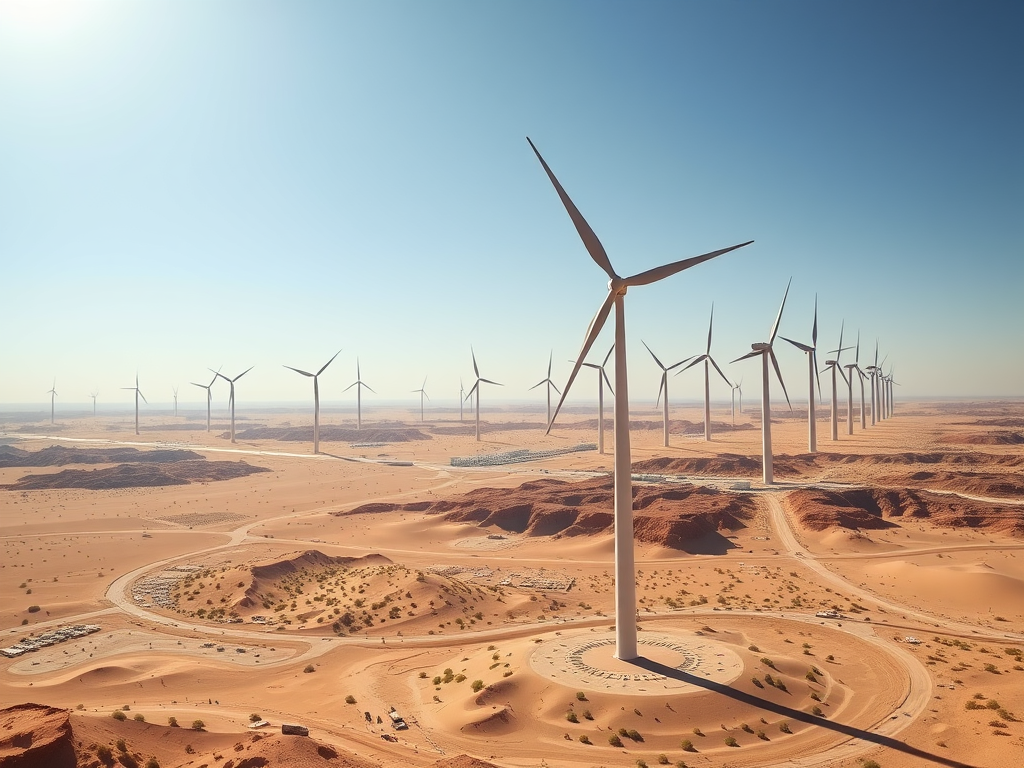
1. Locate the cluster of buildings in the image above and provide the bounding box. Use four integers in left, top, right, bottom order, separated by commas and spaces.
0, 624, 101, 658
131, 565, 201, 609
450, 443, 595, 467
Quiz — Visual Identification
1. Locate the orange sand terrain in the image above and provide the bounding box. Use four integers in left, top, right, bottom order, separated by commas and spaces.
1, 399, 1022, 768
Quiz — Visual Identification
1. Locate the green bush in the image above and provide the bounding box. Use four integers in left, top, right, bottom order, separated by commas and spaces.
116, 738, 127, 752
112, 710, 126, 721
303, 664, 315, 673
680, 738, 695, 751
471, 679, 484, 692
96, 745, 113, 761
576, 691, 588, 701
724, 735, 738, 747
608, 733, 623, 747
168, 717, 178, 727
249, 713, 262, 723
779, 721, 792, 733
566, 711, 578, 723
344, 695, 356, 704
579, 734, 591, 744
191, 720, 205, 731
133, 714, 145, 722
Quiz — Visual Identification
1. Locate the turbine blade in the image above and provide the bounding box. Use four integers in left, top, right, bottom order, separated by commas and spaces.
547, 350, 552, 378
234, 366, 254, 382
602, 343, 615, 367
471, 347, 479, 378
284, 366, 314, 377
602, 369, 614, 395
363, 383, 376, 394
480, 378, 503, 386
731, 350, 761, 364
467, 381, 479, 398
709, 356, 731, 387
343, 381, 358, 393
139, 391, 148, 404
769, 277, 792, 343
836, 320, 845, 364
641, 340, 666, 371
838, 366, 849, 386
547, 289, 616, 433
770, 349, 791, 410
675, 355, 703, 374
814, 350, 822, 399
655, 373, 665, 408
812, 294, 818, 347
706, 303, 714, 355
625, 241, 753, 287
529, 381, 545, 391
855, 331, 860, 365
549, 380, 562, 395
527, 137, 617, 280
317, 349, 342, 376
780, 336, 813, 353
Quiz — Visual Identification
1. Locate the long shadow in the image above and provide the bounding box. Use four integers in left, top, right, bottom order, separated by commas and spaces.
627, 656, 976, 768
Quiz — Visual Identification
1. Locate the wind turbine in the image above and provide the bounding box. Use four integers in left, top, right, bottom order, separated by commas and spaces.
121, 374, 147, 436
90, 389, 98, 417
212, 367, 253, 444
865, 341, 880, 426
459, 378, 465, 422
822, 321, 851, 442
191, 368, 219, 433
284, 349, 341, 454
530, 137, 752, 661
730, 378, 742, 424
886, 365, 898, 417
412, 377, 430, 422
172, 386, 179, 418
47, 380, 57, 424
678, 304, 732, 442
732, 279, 792, 485
466, 347, 502, 442
580, 344, 614, 454
529, 352, 561, 427
842, 331, 863, 436
780, 295, 822, 453
343, 359, 374, 431
852, 336, 869, 429
643, 341, 692, 447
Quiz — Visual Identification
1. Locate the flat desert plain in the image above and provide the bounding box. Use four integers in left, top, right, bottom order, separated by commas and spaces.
1, 399, 1022, 768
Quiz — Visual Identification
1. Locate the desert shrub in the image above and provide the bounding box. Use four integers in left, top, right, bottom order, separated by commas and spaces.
579, 734, 591, 744
811, 705, 824, 717
471, 679, 484, 692
418, 671, 427, 678
724, 735, 738, 746
636, 761, 648, 768
657, 754, 670, 764
112, 710, 126, 721
96, 745, 113, 761
168, 716, 178, 727
27, 605, 40, 613
116, 739, 127, 752
806, 672, 818, 682
779, 721, 791, 733
751, 676, 764, 688
303, 664, 315, 673
133, 714, 145, 722
432, 676, 442, 685
680, 738, 695, 751
861, 761, 880, 768
582, 709, 593, 720
344, 695, 356, 704
191, 720, 205, 731
608, 733, 623, 747
756, 729, 768, 740
249, 713, 262, 723
576, 691, 588, 701
748, 644, 759, 652
566, 711, 578, 723
692, 727, 703, 736
145, 759, 160, 768
760, 657, 776, 669
627, 729, 642, 741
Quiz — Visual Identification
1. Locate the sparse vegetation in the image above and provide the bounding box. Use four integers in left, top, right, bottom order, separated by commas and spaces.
724, 735, 738, 747
471, 679, 484, 692
112, 710, 126, 721
344, 694, 356, 704
168, 717, 178, 727
191, 720, 205, 731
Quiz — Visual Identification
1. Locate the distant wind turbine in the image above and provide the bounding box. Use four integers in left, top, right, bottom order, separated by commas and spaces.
466, 347, 502, 441
90, 389, 98, 417
212, 367, 253, 444
678, 304, 732, 442
121, 374, 147, 436
852, 335, 869, 429
730, 378, 742, 424
732, 279, 792, 485
579, 344, 614, 454
781, 295, 822, 453
172, 386, 179, 418
529, 351, 561, 427
459, 378, 465, 422
823, 321, 852, 441
343, 359, 374, 431
865, 341, 880, 426
47, 380, 57, 424
842, 331, 863, 436
643, 340, 692, 447
412, 376, 430, 422
284, 349, 341, 454
529, 136, 752, 661
191, 368, 219, 433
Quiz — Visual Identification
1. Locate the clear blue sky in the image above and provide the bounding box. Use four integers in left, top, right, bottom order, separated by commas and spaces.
2, 0, 1022, 411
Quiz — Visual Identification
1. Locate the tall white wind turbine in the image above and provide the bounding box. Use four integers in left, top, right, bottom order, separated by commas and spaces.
213, 367, 253, 444
730, 378, 742, 424
529, 352, 561, 427
842, 331, 863, 435
580, 344, 614, 454
822, 322, 851, 441
412, 377, 430, 422
643, 341, 692, 447
852, 336, 868, 429
865, 341, 880, 426
678, 304, 732, 442
284, 349, 341, 454
121, 374, 147, 436
731, 279, 792, 485
343, 359, 375, 431
530, 137, 752, 661
466, 347, 502, 442
780, 295, 822, 453
47, 380, 57, 424
172, 386, 179, 418
459, 378, 465, 422
90, 389, 98, 417
190, 368, 219, 433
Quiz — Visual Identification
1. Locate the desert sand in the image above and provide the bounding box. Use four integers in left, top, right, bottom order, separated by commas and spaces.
1, 398, 1022, 768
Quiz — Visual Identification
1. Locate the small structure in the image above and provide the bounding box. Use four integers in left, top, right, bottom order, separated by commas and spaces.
905, 636, 921, 645
281, 723, 309, 736
388, 709, 408, 730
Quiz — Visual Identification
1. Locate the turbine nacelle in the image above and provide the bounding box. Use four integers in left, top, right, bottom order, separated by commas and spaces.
751, 342, 770, 352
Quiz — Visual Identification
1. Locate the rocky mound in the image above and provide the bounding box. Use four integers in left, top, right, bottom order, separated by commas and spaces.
432, 757, 502, 768
0, 445, 204, 468
2, 460, 270, 491
879, 470, 1024, 499
234, 426, 430, 442
787, 488, 1024, 536
0, 703, 75, 768
940, 430, 1024, 445
345, 476, 757, 551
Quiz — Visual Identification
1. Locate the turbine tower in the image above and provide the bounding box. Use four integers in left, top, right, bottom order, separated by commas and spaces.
580, 344, 614, 454
121, 374, 147, 436
781, 294, 822, 453
643, 341, 691, 447
284, 349, 341, 454
212, 367, 253, 444
865, 341, 880, 426
732, 279, 792, 485
730, 378, 742, 425
47, 380, 57, 424
343, 359, 374, 431
459, 378, 465, 422
678, 304, 732, 442
466, 347, 502, 442
529, 352, 561, 427
823, 321, 851, 442
842, 331, 862, 436
852, 336, 868, 429
191, 368, 219, 433
412, 377, 430, 422
172, 386, 179, 418
530, 136, 752, 661
90, 389, 98, 417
